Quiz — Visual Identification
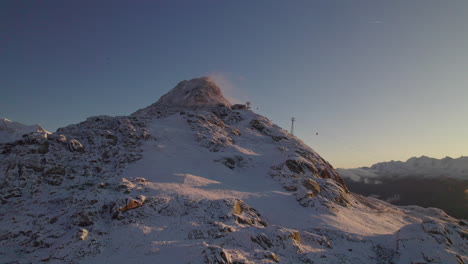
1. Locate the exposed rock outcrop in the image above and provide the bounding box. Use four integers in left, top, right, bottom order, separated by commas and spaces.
0, 77, 466, 264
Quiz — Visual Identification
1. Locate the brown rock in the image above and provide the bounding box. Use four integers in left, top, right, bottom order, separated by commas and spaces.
231, 200, 243, 215
284, 185, 297, 192
290, 231, 301, 242
113, 196, 146, 219
68, 139, 85, 153
264, 252, 279, 262
119, 197, 146, 212
77, 228, 88, 240
302, 179, 321, 194
285, 160, 304, 174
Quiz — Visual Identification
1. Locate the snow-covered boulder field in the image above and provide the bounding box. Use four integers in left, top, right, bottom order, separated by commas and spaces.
1, 77, 466, 263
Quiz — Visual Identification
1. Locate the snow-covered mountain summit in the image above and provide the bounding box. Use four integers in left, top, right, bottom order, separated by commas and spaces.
0, 117, 48, 143
0, 79, 466, 263
133, 77, 232, 117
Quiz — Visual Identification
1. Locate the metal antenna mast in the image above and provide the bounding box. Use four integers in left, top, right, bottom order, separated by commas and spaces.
290, 117, 295, 136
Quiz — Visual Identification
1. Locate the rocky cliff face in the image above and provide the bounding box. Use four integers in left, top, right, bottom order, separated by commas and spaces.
0, 78, 466, 264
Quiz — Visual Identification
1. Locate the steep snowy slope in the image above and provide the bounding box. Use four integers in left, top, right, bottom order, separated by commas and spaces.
0, 118, 49, 144
0, 77, 466, 264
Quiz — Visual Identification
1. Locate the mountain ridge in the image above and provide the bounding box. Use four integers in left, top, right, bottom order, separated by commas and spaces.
0, 78, 466, 263
0, 117, 49, 144
337, 156, 468, 219
338, 155, 468, 182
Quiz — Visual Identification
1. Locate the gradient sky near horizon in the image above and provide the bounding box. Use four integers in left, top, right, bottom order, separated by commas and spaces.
1, 0, 467, 168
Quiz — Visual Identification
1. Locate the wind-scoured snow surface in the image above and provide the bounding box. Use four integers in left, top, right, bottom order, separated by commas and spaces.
0, 118, 48, 144
1, 78, 467, 264
338, 156, 468, 182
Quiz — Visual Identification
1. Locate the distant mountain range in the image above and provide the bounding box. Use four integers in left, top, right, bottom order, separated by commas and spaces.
338, 156, 468, 219
0, 117, 48, 143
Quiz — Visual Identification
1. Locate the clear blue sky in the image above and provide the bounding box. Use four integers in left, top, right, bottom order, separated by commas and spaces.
1, 0, 467, 168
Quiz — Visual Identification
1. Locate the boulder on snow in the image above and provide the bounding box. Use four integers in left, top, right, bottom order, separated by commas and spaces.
226, 199, 268, 227
74, 211, 95, 227
302, 231, 332, 248
285, 159, 305, 174
76, 228, 89, 240
296, 188, 319, 206
217, 156, 245, 170
289, 230, 301, 243
264, 251, 279, 262
48, 133, 67, 144
112, 195, 146, 219
251, 233, 274, 249
283, 185, 298, 191
68, 139, 85, 152
202, 245, 232, 264
249, 119, 267, 133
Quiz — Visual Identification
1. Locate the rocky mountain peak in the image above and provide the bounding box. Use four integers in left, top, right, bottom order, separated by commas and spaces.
133, 77, 231, 117
1, 79, 466, 264
0, 117, 48, 143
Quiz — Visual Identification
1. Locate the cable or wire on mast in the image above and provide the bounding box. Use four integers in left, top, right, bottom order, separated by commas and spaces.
291, 117, 295, 136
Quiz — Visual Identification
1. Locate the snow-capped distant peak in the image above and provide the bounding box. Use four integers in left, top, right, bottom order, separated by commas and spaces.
0, 117, 48, 143
338, 155, 468, 181
133, 77, 232, 116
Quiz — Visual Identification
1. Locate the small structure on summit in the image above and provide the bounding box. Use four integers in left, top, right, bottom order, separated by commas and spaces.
231, 101, 251, 111
231, 104, 247, 110
290, 117, 295, 136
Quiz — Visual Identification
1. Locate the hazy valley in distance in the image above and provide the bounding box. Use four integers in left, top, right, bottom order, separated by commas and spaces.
338, 156, 468, 219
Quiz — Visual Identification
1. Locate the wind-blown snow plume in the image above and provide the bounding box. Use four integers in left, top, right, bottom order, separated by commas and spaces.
208, 72, 246, 104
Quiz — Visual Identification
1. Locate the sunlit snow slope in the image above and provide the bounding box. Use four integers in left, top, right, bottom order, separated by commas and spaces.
0, 77, 466, 264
